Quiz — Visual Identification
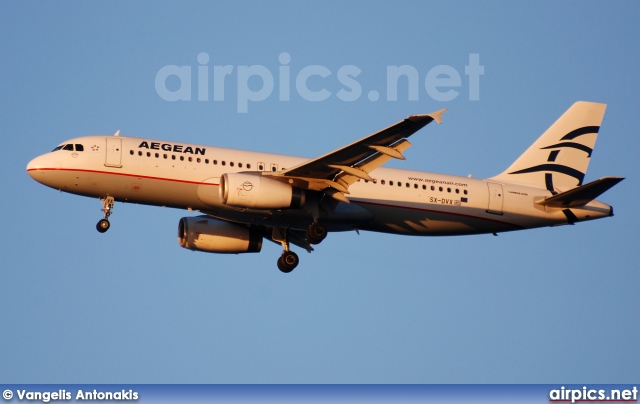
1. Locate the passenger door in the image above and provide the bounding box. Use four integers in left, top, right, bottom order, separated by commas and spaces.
105, 137, 122, 168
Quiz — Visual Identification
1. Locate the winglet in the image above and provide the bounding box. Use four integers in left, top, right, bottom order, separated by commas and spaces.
427, 108, 446, 124
407, 109, 446, 125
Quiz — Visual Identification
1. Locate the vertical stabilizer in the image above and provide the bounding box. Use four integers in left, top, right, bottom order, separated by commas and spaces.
491, 101, 607, 193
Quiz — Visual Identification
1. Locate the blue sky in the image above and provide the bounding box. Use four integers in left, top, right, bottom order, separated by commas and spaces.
1, 1, 638, 383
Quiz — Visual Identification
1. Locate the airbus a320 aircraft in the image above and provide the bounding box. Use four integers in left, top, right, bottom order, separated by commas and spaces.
27, 102, 622, 273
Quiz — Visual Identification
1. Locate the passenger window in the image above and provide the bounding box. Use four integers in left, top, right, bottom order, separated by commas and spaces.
447, 188, 451, 193
75, 144, 84, 152
398, 182, 402, 187
155, 153, 159, 158
247, 163, 251, 169
188, 157, 192, 162
146, 152, 151, 157
230, 162, 234, 167
214, 160, 218, 165
431, 186, 435, 191
197, 158, 201, 163
222, 161, 226, 166
463, 190, 468, 195
422, 185, 426, 190
389, 181, 393, 186
455, 189, 460, 194
381, 180, 385, 185
130, 150, 134, 155
439, 187, 443, 192
205, 159, 209, 164
238, 163, 243, 168
172, 155, 176, 160
163, 154, 167, 159
258, 164, 264, 170
180, 156, 184, 161
138, 151, 142, 156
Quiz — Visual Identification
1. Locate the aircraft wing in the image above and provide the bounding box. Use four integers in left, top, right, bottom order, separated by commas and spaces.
266, 110, 445, 202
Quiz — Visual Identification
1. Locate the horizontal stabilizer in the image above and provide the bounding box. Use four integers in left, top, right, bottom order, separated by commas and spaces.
536, 176, 624, 208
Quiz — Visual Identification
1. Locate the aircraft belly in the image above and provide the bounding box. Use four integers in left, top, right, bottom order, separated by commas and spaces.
356, 200, 519, 235
204, 208, 315, 230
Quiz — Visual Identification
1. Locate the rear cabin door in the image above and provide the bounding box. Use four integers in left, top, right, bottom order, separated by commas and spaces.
486, 182, 504, 215
105, 137, 122, 168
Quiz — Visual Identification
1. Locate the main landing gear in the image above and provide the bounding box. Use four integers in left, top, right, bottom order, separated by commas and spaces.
271, 222, 327, 273
272, 227, 299, 273
277, 251, 299, 274
96, 196, 114, 233
306, 222, 327, 244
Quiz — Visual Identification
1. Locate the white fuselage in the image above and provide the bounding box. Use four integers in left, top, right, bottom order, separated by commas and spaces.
26, 135, 613, 236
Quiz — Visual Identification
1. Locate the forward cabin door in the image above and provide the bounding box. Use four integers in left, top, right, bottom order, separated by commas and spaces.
486, 182, 504, 215
105, 137, 122, 168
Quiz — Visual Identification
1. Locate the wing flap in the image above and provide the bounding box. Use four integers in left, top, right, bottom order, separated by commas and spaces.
336, 139, 413, 188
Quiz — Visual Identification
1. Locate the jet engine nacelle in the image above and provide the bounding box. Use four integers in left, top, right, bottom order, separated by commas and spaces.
178, 216, 262, 254
219, 172, 306, 209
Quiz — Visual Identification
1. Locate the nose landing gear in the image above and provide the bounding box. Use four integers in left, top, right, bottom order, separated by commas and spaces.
96, 196, 114, 233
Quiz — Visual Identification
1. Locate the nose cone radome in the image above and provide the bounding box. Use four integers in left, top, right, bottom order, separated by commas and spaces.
26, 155, 49, 183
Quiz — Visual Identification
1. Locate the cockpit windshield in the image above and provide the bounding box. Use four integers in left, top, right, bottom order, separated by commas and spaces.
51, 144, 84, 152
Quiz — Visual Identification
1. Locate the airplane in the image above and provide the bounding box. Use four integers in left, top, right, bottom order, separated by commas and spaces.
26, 101, 623, 273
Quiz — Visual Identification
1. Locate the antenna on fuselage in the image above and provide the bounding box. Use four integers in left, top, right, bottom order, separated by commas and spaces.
114, 130, 120, 137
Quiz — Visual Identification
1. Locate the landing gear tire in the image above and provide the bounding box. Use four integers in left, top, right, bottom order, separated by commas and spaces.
96, 219, 110, 233
306, 222, 327, 244
277, 251, 299, 273
97, 196, 115, 233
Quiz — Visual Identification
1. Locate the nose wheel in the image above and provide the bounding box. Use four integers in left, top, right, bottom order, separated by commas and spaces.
96, 196, 114, 233
96, 219, 110, 233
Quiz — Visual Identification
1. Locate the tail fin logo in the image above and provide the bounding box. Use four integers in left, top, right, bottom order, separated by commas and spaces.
490, 102, 607, 192
508, 125, 600, 193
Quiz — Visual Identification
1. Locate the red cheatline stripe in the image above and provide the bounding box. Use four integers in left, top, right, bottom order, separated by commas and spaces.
27, 167, 219, 186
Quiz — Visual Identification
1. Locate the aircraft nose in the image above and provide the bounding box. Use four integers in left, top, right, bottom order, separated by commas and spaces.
27, 156, 40, 174
26, 155, 49, 182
